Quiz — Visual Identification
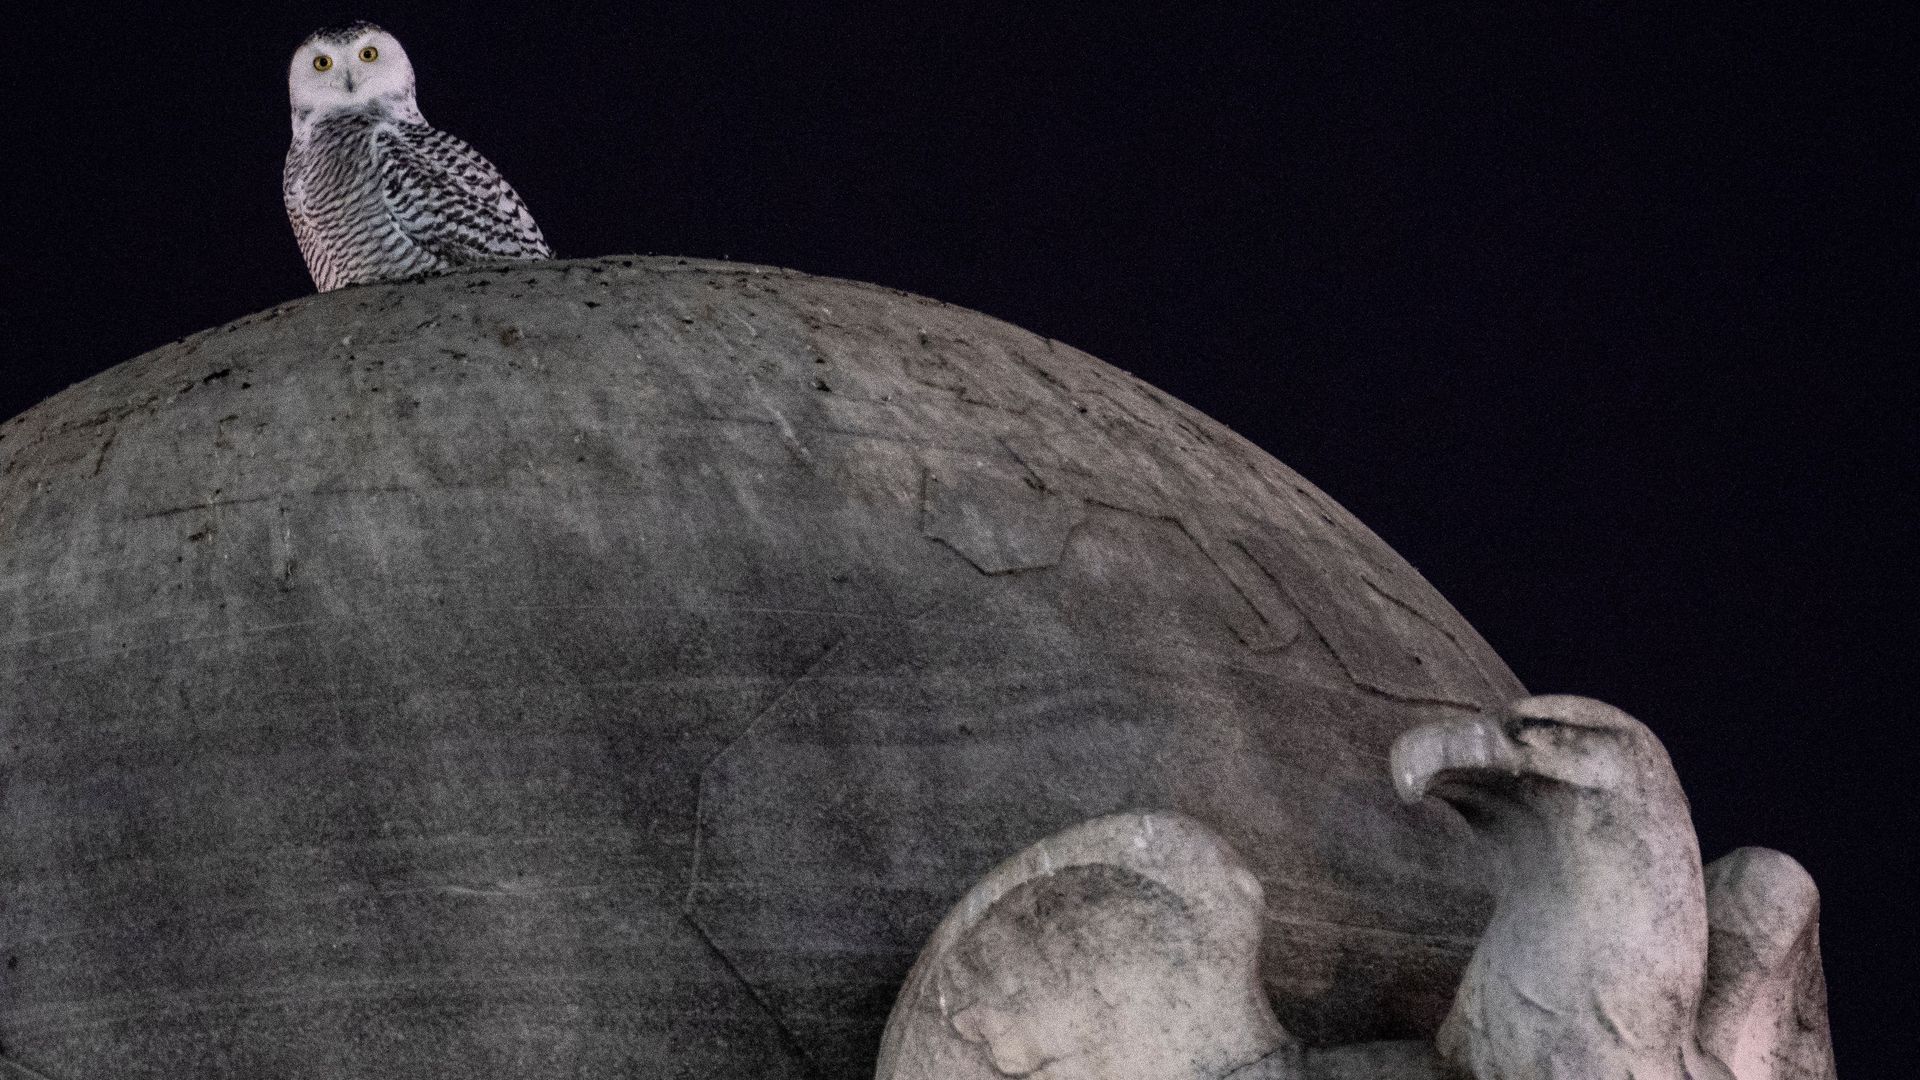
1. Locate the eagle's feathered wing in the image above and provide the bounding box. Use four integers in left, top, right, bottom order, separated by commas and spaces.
1698, 847, 1837, 1080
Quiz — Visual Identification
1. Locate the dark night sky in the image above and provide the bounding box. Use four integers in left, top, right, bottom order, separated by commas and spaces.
4, 2, 1908, 1068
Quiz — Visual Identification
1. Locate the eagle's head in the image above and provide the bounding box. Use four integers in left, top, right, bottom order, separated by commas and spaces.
1395, 696, 1720, 1076
1391, 694, 1693, 851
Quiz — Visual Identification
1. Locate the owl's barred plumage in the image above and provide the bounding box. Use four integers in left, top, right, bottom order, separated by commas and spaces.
284, 23, 551, 292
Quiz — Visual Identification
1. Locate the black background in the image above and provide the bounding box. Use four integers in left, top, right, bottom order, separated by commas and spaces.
4, 3, 1907, 1069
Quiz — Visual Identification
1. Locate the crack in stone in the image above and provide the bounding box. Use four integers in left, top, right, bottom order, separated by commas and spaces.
1344, 679, 1493, 711
88, 431, 115, 478
673, 628, 862, 1080
679, 912, 826, 1080
994, 436, 1050, 492
682, 631, 853, 912
1068, 500, 1308, 654
1187, 530, 1302, 652
1236, 535, 1497, 708
918, 466, 1085, 576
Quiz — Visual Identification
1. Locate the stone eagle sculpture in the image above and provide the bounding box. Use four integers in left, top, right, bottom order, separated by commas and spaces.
1392, 695, 1835, 1080
877, 696, 1835, 1080
1393, 694, 1728, 1078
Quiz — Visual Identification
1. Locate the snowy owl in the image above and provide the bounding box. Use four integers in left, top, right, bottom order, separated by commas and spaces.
284, 22, 552, 292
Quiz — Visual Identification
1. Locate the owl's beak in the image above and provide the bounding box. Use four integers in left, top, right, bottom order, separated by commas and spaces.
341, 72, 357, 92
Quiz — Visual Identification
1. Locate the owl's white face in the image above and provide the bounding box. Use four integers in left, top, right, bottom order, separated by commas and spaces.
289, 24, 421, 127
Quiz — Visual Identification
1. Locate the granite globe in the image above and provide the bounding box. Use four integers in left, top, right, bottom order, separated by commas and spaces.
0, 258, 1521, 1078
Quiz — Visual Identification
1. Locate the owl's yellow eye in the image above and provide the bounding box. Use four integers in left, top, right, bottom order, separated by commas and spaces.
358, 45, 379, 62
312, 55, 333, 72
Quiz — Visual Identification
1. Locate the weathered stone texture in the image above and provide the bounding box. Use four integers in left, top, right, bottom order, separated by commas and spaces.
0, 258, 1522, 1077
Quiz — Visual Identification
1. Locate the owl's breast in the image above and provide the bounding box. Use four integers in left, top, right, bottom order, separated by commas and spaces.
290, 119, 382, 219
284, 115, 433, 292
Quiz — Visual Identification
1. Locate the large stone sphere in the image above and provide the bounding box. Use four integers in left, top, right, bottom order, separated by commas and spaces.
0, 258, 1522, 1078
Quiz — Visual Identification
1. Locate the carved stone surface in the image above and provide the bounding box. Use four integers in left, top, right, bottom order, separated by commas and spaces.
0, 257, 1522, 1076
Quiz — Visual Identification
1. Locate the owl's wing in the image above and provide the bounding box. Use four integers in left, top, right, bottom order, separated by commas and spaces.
1696, 847, 1837, 1080
374, 123, 553, 265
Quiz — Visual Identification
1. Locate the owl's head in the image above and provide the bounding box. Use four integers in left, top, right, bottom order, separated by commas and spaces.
289, 22, 422, 127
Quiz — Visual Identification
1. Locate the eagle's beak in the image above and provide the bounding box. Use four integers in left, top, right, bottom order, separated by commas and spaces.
1390, 713, 1525, 803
